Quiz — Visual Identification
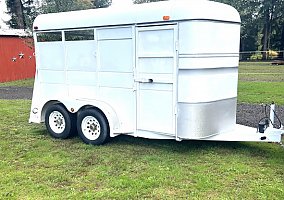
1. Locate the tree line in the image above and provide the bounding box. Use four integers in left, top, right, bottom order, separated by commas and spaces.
4, 0, 284, 55
218, 0, 284, 59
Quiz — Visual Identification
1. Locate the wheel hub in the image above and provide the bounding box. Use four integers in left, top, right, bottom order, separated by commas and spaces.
82, 116, 101, 140
49, 111, 66, 134
55, 118, 63, 127
90, 123, 98, 132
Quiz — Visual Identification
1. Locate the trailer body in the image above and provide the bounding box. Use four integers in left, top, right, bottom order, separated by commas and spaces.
29, 0, 284, 144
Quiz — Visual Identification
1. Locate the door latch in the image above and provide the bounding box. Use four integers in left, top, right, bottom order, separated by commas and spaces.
136, 78, 153, 83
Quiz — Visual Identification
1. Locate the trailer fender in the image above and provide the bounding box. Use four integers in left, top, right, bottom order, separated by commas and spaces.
59, 99, 120, 137
30, 100, 60, 124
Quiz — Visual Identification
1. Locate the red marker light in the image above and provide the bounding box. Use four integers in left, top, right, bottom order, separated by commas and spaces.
163, 16, 170, 20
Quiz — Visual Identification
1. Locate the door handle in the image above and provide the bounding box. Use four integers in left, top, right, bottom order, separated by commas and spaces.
136, 78, 154, 83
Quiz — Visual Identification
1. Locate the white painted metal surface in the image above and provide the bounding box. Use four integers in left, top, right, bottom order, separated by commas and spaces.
33, 0, 240, 31
29, 0, 284, 143
136, 25, 177, 137
203, 125, 283, 142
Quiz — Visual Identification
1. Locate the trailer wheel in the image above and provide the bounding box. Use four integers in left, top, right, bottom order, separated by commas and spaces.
77, 109, 109, 145
45, 104, 75, 139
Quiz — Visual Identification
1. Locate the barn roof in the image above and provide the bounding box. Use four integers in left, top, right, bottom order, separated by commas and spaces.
0, 29, 29, 37
33, 0, 241, 31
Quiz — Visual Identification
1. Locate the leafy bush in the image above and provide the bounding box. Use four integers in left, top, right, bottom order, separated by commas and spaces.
249, 50, 279, 60
249, 53, 262, 60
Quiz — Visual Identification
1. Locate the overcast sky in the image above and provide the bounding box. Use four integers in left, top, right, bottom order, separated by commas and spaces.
0, 0, 10, 29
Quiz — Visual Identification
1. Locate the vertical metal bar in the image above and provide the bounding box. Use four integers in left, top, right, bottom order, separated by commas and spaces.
270, 103, 275, 127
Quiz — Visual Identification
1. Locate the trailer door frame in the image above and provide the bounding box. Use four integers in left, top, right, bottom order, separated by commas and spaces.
135, 24, 178, 137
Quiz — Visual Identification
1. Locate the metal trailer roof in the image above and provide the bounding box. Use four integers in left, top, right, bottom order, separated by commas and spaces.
33, 0, 241, 31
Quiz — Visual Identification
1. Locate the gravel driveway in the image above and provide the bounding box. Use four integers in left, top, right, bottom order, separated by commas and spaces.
1, 86, 283, 128
0, 86, 33, 100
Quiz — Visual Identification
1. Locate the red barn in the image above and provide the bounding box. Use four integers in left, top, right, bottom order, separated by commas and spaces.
0, 29, 36, 82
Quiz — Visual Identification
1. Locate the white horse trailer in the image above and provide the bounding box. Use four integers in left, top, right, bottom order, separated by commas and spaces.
29, 0, 284, 145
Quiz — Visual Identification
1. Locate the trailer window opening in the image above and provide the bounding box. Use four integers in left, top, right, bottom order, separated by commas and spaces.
37, 32, 62, 42
65, 29, 94, 41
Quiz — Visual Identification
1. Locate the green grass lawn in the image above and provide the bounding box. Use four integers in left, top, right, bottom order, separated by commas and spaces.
238, 82, 284, 105
0, 78, 34, 87
239, 62, 284, 82
0, 100, 283, 199
238, 62, 284, 105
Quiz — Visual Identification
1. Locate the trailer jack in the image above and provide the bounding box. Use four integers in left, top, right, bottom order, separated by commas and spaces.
257, 103, 284, 144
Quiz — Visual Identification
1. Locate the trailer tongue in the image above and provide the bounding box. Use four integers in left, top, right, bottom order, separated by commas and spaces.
204, 125, 283, 143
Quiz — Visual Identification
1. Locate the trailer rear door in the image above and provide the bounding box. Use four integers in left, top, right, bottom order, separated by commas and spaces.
135, 25, 177, 136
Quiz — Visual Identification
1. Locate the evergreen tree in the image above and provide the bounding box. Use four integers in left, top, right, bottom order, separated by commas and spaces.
92, 0, 111, 8
133, 0, 165, 4
6, 0, 25, 28
5, 0, 39, 30
41, 0, 93, 13
216, 0, 284, 53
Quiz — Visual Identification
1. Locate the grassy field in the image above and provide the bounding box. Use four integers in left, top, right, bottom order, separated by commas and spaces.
238, 62, 284, 105
0, 78, 34, 87
239, 62, 284, 82
0, 62, 284, 199
0, 100, 283, 199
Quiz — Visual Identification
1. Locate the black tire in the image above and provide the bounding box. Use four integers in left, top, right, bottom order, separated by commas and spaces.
77, 109, 110, 145
45, 104, 75, 139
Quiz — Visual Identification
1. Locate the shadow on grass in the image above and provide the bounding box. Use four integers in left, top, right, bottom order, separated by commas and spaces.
31, 127, 284, 165
107, 135, 284, 163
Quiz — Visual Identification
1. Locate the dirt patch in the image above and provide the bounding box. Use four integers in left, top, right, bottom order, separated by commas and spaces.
1, 86, 283, 128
